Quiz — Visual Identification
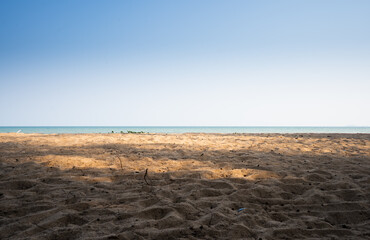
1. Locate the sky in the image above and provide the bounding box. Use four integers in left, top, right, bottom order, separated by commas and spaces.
0, 0, 369, 126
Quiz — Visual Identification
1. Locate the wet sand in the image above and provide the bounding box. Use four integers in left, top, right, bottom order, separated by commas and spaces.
0, 133, 369, 239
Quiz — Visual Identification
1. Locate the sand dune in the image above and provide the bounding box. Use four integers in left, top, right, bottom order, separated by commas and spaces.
0, 133, 369, 239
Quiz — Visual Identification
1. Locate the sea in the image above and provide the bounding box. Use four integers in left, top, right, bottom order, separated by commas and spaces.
0, 126, 369, 134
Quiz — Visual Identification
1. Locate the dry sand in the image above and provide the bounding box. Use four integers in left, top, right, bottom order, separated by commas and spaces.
0, 133, 369, 239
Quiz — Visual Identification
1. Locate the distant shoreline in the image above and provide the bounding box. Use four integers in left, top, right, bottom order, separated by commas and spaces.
1, 126, 370, 134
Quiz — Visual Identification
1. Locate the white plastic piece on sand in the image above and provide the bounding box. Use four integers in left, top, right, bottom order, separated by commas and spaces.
16, 129, 22, 133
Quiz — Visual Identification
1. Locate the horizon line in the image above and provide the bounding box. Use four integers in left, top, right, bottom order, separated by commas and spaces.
1, 126, 369, 128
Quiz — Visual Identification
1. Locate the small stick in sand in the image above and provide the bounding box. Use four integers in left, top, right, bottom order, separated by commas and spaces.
144, 168, 150, 185
117, 156, 123, 170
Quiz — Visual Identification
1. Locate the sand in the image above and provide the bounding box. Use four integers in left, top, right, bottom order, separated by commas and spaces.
0, 133, 369, 239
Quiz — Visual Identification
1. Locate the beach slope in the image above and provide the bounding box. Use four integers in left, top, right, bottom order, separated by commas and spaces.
0, 133, 369, 239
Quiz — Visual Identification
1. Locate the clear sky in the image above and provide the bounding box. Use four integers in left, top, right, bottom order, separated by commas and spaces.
0, 0, 369, 126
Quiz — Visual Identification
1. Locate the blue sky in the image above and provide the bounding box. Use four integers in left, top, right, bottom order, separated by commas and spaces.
0, 0, 369, 126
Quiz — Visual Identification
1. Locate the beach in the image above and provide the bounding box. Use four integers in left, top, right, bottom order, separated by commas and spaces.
0, 133, 369, 239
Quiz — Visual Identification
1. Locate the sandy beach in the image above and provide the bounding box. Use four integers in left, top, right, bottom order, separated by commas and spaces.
0, 133, 369, 239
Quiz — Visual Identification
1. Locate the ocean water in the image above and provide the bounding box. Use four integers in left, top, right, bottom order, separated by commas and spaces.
0, 126, 369, 134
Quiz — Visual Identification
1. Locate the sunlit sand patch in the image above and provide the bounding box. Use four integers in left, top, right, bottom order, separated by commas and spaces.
34, 155, 113, 169
108, 156, 282, 180
31, 154, 282, 181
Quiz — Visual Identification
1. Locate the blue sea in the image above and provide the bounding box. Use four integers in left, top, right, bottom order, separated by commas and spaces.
0, 126, 369, 134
